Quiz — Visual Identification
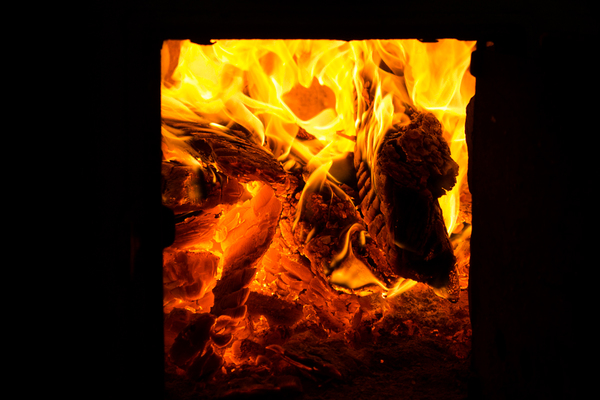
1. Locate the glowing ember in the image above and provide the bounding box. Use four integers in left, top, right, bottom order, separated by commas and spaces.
160, 38, 475, 388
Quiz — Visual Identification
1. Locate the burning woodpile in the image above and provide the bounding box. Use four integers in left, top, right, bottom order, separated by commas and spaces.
161, 39, 474, 397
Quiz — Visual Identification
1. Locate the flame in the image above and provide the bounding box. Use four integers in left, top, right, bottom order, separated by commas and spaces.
327, 223, 418, 298
402, 40, 475, 233
161, 39, 475, 299
162, 40, 356, 168
351, 39, 475, 234
328, 223, 386, 290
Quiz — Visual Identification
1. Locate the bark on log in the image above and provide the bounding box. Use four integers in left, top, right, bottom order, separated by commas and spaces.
354, 111, 460, 301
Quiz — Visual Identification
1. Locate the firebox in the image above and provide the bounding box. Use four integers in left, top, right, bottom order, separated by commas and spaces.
159, 37, 474, 399
88, 2, 592, 399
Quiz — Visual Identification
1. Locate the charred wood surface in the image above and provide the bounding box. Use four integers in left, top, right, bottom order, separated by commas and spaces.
294, 185, 396, 289
355, 111, 460, 300
164, 121, 290, 188
162, 161, 250, 214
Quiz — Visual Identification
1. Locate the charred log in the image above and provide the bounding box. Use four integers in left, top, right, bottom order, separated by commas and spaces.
162, 161, 251, 214
354, 111, 460, 301
163, 122, 290, 379
295, 186, 396, 290
163, 122, 290, 188
211, 184, 283, 315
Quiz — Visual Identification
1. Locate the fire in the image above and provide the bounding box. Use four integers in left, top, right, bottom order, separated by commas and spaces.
161, 38, 475, 384
162, 38, 473, 290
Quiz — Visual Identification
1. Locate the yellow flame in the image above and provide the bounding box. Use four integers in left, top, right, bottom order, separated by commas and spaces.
329, 223, 387, 290
328, 223, 418, 297
161, 39, 475, 298
399, 40, 475, 233
350, 39, 476, 234
382, 279, 418, 299
292, 160, 332, 232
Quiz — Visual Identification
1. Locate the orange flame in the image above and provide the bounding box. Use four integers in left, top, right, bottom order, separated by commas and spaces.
161, 39, 475, 298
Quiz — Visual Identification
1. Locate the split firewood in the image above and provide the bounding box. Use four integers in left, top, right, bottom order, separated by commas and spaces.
162, 159, 254, 251
162, 121, 301, 379
162, 161, 251, 215
354, 110, 460, 301
163, 121, 292, 190
163, 124, 295, 302
211, 184, 283, 317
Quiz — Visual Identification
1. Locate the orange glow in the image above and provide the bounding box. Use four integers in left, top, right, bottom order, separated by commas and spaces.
161, 38, 474, 313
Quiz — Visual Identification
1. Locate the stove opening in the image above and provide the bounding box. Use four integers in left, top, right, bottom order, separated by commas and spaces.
160, 39, 475, 398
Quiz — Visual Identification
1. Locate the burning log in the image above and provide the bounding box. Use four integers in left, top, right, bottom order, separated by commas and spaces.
293, 187, 396, 291
162, 161, 250, 214
165, 122, 292, 189
267, 177, 392, 332
168, 212, 220, 250
161, 159, 255, 252
354, 110, 460, 301
162, 124, 297, 379
211, 183, 283, 316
